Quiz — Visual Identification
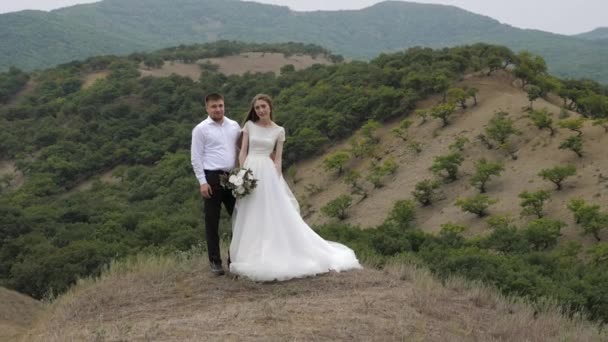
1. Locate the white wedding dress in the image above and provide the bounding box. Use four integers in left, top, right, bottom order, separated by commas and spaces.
229, 121, 362, 281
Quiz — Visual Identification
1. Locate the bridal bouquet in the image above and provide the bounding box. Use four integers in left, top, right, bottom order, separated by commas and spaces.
220, 167, 258, 199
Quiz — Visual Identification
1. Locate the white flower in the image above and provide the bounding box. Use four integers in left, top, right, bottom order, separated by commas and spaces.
237, 169, 247, 178
233, 177, 244, 186
229, 175, 238, 184
236, 186, 245, 194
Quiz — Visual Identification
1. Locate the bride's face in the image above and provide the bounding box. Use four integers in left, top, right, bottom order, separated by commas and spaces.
254, 99, 271, 120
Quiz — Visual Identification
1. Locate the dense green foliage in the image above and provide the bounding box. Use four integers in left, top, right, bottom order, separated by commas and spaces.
2, 0, 608, 83
0, 67, 29, 104
317, 220, 608, 324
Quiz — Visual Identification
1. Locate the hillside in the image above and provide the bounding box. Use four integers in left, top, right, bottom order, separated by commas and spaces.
295, 70, 608, 247
19, 252, 605, 341
2, 42, 608, 333
1, 0, 608, 82
574, 27, 608, 40
0, 287, 44, 341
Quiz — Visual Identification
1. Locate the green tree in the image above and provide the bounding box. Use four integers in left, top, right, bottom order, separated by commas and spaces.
455, 194, 497, 217
391, 119, 413, 141
449, 136, 469, 152
538, 165, 576, 190
386, 199, 416, 230
439, 222, 468, 247
526, 85, 542, 109
412, 179, 440, 206
559, 135, 583, 158
558, 118, 585, 136
321, 195, 353, 220
519, 190, 551, 218
528, 108, 555, 136
470, 158, 504, 193
323, 151, 351, 175
466, 87, 478, 106
513, 51, 547, 88
415, 109, 429, 125
430, 152, 464, 182
485, 112, 520, 145
587, 242, 608, 265
447, 87, 468, 109
523, 218, 565, 251
430, 102, 457, 127
367, 158, 398, 188
343, 170, 367, 199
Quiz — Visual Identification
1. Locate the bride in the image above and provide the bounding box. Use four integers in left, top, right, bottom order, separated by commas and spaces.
229, 94, 362, 281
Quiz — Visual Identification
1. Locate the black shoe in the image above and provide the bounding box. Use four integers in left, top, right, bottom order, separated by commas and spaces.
210, 261, 225, 276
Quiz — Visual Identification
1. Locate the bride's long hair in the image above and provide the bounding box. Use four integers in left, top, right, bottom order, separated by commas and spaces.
244, 94, 273, 124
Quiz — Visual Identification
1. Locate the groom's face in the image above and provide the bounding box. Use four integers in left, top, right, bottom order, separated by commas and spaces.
206, 99, 225, 122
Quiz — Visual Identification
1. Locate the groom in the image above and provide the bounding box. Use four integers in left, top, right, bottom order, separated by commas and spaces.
191, 93, 241, 276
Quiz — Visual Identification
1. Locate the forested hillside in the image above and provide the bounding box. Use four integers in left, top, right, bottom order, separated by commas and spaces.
1, 41, 608, 325
1, 0, 608, 82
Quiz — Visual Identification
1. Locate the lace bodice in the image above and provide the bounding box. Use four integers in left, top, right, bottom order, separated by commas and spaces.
243, 121, 285, 155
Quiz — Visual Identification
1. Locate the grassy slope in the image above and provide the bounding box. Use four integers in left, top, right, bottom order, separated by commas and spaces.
20, 251, 605, 341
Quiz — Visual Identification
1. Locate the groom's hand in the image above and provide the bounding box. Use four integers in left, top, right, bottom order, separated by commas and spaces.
200, 184, 213, 199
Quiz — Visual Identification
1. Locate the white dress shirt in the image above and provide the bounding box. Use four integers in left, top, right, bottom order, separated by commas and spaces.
191, 116, 241, 185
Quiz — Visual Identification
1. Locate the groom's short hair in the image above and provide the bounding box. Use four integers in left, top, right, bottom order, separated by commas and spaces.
205, 92, 224, 104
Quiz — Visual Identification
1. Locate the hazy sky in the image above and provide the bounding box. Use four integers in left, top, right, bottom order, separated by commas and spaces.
0, 0, 606, 35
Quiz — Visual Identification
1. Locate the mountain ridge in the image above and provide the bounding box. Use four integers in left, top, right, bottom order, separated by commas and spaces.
1, 0, 607, 82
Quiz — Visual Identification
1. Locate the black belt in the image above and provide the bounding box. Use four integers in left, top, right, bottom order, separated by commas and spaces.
204, 169, 229, 174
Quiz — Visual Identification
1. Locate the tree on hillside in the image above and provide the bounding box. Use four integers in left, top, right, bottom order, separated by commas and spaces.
485, 111, 521, 146
523, 218, 565, 251
538, 165, 576, 190
412, 179, 440, 206
386, 199, 416, 230
391, 118, 413, 141
528, 108, 555, 136
430, 152, 464, 182
430, 102, 457, 127
447, 87, 468, 109
466, 87, 479, 106
343, 170, 367, 199
455, 194, 497, 217
323, 151, 351, 176
558, 118, 586, 136
526, 85, 542, 109
519, 190, 551, 218
321, 195, 353, 220
449, 136, 469, 152
367, 158, 398, 188
559, 135, 584, 158
567, 199, 608, 241
470, 158, 504, 193
513, 51, 547, 88
415, 109, 429, 125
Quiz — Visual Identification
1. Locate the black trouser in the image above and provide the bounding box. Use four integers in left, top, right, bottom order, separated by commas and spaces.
203, 170, 236, 265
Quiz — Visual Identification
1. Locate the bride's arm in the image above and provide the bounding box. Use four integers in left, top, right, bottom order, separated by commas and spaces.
274, 139, 283, 176
239, 131, 249, 167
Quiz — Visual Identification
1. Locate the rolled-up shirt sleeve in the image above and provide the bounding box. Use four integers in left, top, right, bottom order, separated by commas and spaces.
191, 126, 207, 185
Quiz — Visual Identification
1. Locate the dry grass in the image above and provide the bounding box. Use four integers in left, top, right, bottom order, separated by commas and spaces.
0, 287, 44, 341
137, 52, 333, 81
21, 249, 606, 341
